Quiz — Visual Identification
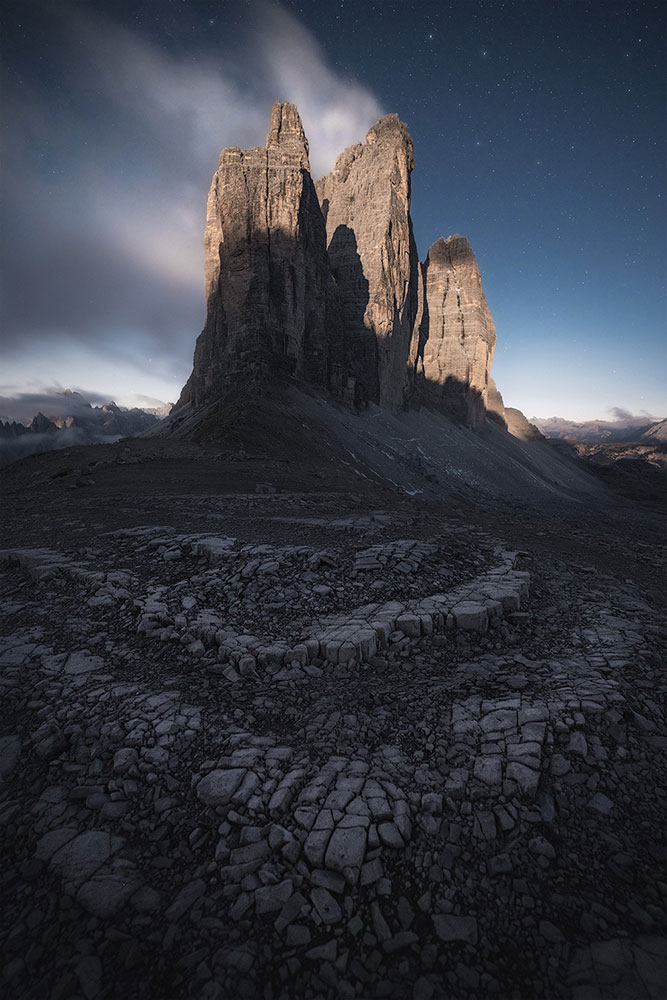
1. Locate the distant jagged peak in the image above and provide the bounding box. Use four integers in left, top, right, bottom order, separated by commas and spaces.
30, 412, 58, 433
60, 389, 91, 406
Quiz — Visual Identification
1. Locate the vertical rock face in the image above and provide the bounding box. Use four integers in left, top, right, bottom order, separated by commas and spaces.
315, 115, 422, 409
486, 377, 507, 427
176, 102, 341, 411
505, 408, 545, 441
416, 235, 497, 427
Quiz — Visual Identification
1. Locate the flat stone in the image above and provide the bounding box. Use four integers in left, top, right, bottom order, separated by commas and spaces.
113, 748, 138, 774
76, 864, 141, 918
304, 829, 332, 868
255, 879, 293, 915
487, 854, 512, 877
452, 603, 488, 633
64, 652, 105, 675
529, 836, 556, 861
35, 827, 78, 862
324, 825, 367, 875
75, 955, 102, 1000
505, 761, 540, 798
165, 878, 206, 921
396, 614, 422, 638
588, 792, 614, 815
378, 821, 404, 849
568, 732, 588, 757
480, 708, 517, 733
473, 756, 502, 788
310, 869, 346, 894
0, 736, 20, 777
196, 769, 246, 807
306, 939, 337, 961
433, 914, 478, 945
551, 754, 571, 776
311, 887, 342, 924
285, 924, 311, 947
360, 857, 384, 885
51, 831, 120, 888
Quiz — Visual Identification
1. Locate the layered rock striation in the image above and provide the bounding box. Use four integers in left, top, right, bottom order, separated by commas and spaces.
315, 115, 422, 409
175, 101, 523, 433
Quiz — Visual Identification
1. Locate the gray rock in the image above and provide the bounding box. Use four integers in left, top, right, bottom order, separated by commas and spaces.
76, 863, 141, 918
196, 769, 246, 807
324, 825, 367, 876
165, 878, 206, 921
113, 747, 138, 773
588, 792, 614, 815
255, 879, 293, 915
75, 955, 102, 1000
433, 914, 478, 945
310, 886, 342, 924
0, 735, 20, 777
50, 830, 120, 888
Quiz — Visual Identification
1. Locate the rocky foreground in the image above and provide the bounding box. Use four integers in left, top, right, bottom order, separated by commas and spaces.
0, 444, 665, 1000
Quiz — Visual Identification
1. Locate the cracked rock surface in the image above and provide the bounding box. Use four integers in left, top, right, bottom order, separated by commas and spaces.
1, 447, 665, 1000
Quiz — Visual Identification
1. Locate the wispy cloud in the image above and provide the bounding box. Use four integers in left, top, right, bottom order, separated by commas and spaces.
608, 406, 657, 424
1, 1, 384, 402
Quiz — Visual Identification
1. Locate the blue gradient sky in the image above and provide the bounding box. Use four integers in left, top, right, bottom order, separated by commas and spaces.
1, 0, 664, 421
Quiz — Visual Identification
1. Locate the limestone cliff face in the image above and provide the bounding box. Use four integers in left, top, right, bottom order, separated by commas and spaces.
416, 235, 497, 428
486, 377, 507, 427
505, 408, 545, 441
175, 103, 514, 433
176, 102, 341, 411
315, 115, 422, 410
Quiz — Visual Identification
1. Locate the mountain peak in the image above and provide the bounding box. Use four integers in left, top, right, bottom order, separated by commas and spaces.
266, 101, 309, 167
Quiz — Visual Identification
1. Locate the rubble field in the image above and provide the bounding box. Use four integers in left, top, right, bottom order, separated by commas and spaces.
1, 448, 665, 1000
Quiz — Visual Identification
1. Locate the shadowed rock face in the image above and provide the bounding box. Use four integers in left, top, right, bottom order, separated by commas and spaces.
416, 235, 497, 428
486, 377, 508, 428
315, 114, 423, 410
505, 407, 545, 441
176, 102, 342, 411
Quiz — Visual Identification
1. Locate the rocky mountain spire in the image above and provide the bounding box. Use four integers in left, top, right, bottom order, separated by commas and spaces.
416, 235, 497, 428
315, 114, 422, 409
175, 101, 341, 413
174, 102, 508, 434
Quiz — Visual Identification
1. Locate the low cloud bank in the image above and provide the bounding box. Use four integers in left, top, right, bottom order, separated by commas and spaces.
0, 429, 123, 470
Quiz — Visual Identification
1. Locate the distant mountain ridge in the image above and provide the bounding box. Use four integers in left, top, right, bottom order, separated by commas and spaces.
0, 392, 162, 467
532, 415, 667, 443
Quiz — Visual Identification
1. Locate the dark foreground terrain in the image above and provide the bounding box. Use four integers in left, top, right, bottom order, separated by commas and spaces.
1, 433, 665, 1000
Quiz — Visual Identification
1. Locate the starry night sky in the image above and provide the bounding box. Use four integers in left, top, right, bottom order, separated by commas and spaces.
1, 0, 664, 421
